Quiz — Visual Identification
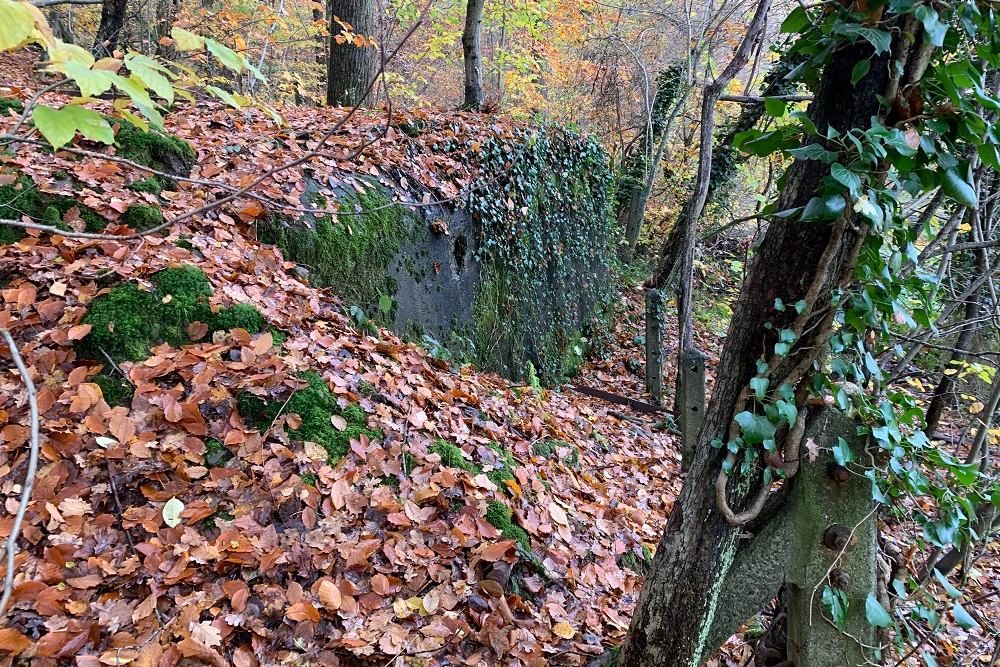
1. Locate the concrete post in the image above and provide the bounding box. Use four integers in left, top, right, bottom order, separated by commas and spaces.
677, 346, 706, 469
645, 289, 665, 405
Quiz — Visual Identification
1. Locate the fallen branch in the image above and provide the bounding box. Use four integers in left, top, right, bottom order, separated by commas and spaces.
719, 94, 813, 103
0, 329, 41, 620
567, 384, 672, 415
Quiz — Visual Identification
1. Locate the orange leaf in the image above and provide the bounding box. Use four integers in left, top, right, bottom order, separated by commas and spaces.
0, 628, 29, 654
317, 579, 342, 610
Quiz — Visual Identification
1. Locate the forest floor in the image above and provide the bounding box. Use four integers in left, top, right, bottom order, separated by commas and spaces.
0, 51, 997, 666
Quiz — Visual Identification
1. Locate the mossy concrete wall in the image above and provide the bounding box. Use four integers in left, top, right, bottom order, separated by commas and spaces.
264, 126, 617, 383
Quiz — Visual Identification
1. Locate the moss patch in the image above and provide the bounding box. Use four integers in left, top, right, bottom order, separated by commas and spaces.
93, 374, 133, 407
1, 174, 108, 243
258, 186, 413, 322
485, 442, 516, 488
204, 438, 234, 467
122, 204, 164, 231
485, 500, 531, 551
210, 303, 267, 334
112, 117, 196, 176
79, 265, 261, 362
0, 97, 24, 115
129, 176, 169, 196
237, 371, 379, 463
428, 439, 478, 474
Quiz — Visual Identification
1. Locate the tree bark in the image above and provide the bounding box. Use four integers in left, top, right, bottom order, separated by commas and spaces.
154, 0, 176, 57
92, 0, 128, 57
619, 33, 896, 667
462, 0, 486, 109
326, 0, 378, 107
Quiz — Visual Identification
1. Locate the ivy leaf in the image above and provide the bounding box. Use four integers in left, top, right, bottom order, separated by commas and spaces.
787, 144, 838, 162
801, 194, 846, 221
933, 569, 961, 599
952, 602, 979, 630
850, 59, 870, 85
914, 5, 948, 47
764, 98, 787, 118
750, 376, 769, 400
822, 586, 849, 631
831, 163, 862, 197
734, 411, 776, 445
835, 24, 892, 55
780, 6, 809, 33
940, 169, 978, 207
865, 593, 893, 628
832, 436, 854, 465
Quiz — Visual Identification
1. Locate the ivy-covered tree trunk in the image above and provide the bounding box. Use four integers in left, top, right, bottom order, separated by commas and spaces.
92, 0, 128, 57
326, 0, 378, 107
462, 0, 486, 109
619, 35, 897, 667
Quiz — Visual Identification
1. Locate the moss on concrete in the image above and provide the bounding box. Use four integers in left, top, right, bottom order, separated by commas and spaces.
237, 371, 379, 463
258, 187, 413, 322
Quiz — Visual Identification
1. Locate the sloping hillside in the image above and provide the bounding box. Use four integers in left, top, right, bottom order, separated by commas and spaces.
0, 51, 684, 665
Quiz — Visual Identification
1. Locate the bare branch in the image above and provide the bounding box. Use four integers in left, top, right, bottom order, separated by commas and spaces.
0, 329, 40, 620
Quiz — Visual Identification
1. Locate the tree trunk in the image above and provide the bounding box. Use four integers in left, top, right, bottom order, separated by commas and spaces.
619, 34, 895, 667
314, 5, 326, 65
326, 0, 377, 107
154, 0, 176, 57
93, 0, 128, 57
462, 0, 486, 109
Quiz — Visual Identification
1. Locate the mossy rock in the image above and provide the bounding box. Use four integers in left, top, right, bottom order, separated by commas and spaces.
258, 186, 413, 321
0, 97, 24, 115
237, 371, 380, 463
122, 204, 164, 231
92, 373, 133, 407
111, 117, 196, 176
1, 174, 108, 243
485, 500, 531, 551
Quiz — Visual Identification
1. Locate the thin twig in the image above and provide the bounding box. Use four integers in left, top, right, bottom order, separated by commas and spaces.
0, 329, 41, 620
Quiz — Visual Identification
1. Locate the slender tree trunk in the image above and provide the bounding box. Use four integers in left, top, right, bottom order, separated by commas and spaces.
154, 0, 176, 57
462, 0, 486, 109
326, 0, 377, 107
314, 5, 326, 65
93, 0, 128, 57
620, 31, 898, 667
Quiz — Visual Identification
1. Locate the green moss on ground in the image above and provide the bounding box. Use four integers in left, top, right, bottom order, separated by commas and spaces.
175, 237, 194, 251
1, 174, 108, 243
428, 439, 479, 474
209, 303, 267, 334
149, 265, 213, 346
122, 204, 164, 231
112, 117, 196, 176
0, 97, 24, 115
258, 187, 413, 321
204, 438, 233, 467
618, 544, 653, 575
486, 442, 516, 488
531, 439, 560, 458
485, 500, 531, 551
129, 176, 169, 196
93, 374, 133, 407
356, 379, 377, 397
237, 371, 379, 463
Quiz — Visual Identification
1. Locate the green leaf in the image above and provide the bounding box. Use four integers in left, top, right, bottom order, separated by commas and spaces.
940, 169, 978, 207
57, 61, 117, 98
831, 163, 862, 197
850, 59, 870, 85
750, 376, 769, 400
734, 411, 777, 445
914, 5, 948, 46
801, 194, 846, 222
865, 593, 893, 628
933, 569, 961, 599
952, 602, 979, 630
787, 144, 838, 162
833, 436, 854, 465
125, 53, 175, 103
835, 24, 892, 55
0, 0, 38, 52
32, 105, 77, 148
822, 586, 849, 631
205, 85, 243, 109
63, 105, 113, 144
780, 6, 809, 33
205, 37, 246, 72
171, 27, 204, 51
764, 97, 787, 118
